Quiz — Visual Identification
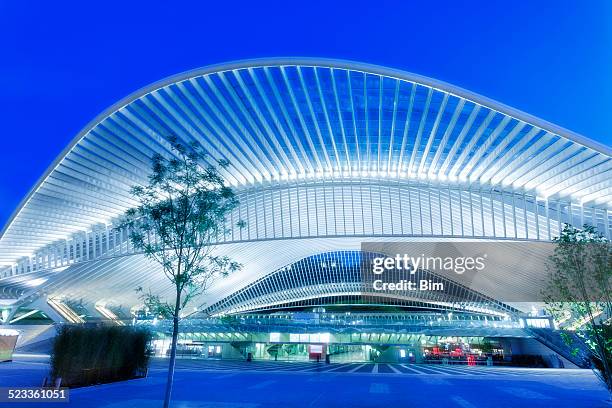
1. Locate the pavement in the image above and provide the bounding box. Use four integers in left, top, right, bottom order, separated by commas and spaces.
0, 356, 609, 407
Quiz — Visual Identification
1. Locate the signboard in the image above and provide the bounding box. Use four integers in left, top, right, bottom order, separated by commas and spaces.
309, 344, 323, 354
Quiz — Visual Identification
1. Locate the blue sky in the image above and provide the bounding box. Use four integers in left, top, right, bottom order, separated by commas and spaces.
0, 1, 610, 229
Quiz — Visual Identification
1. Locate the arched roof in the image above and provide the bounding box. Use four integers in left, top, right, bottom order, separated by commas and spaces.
204, 250, 520, 316
1, 58, 611, 266
0, 237, 552, 315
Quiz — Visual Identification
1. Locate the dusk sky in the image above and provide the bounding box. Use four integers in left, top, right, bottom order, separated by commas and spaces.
1, 1, 610, 229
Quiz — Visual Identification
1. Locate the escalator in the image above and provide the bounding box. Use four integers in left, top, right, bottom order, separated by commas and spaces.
527, 328, 592, 368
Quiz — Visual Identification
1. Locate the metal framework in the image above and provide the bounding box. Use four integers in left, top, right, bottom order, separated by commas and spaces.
0, 58, 610, 320
204, 251, 519, 316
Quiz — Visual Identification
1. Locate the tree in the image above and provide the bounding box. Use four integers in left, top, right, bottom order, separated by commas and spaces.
120, 136, 242, 408
544, 224, 611, 395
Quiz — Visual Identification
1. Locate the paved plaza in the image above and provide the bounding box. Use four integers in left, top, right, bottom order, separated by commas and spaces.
0, 356, 609, 407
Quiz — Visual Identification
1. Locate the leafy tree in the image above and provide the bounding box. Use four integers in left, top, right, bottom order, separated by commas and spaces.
544, 224, 611, 395
120, 136, 242, 408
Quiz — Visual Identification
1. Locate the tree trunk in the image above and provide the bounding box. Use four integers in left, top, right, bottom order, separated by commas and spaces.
591, 324, 612, 395
163, 292, 181, 408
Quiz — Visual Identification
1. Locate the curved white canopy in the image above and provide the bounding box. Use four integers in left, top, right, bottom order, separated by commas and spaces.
0, 59, 610, 317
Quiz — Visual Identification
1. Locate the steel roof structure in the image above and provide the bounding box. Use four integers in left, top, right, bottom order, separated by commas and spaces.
0, 58, 610, 321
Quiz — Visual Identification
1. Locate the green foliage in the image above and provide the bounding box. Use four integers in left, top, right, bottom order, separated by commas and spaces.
50, 325, 152, 387
119, 135, 243, 315
120, 136, 243, 407
544, 224, 612, 393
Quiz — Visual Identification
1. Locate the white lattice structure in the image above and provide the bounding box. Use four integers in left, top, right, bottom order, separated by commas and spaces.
0, 58, 610, 321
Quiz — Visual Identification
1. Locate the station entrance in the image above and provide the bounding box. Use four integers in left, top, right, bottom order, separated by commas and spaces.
151, 335, 507, 364
144, 312, 566, 367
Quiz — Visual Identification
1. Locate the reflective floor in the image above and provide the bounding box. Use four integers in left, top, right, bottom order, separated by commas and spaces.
147, 358, 587, 376
0, 357, 609, 407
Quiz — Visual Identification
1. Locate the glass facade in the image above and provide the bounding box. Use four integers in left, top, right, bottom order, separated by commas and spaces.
205, 251, 516, 316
